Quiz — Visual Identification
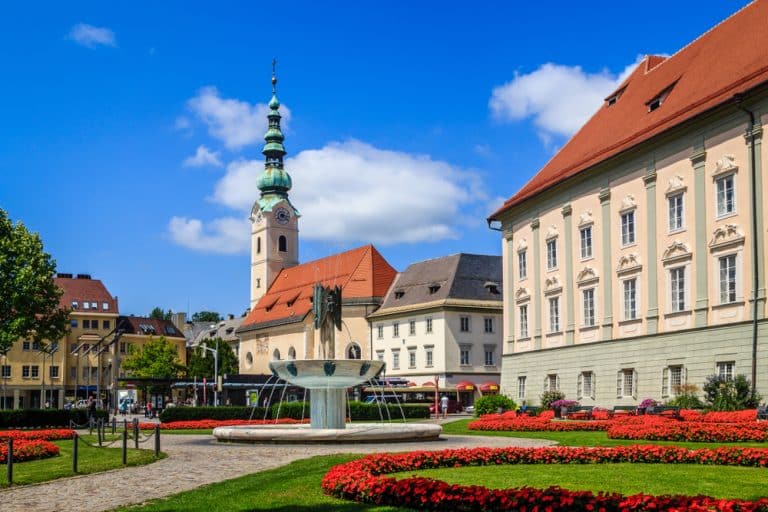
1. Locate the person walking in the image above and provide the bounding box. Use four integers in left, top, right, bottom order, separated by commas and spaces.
440, 394, 449, 419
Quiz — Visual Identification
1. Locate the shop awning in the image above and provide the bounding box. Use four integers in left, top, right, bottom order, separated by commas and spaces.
456, 381, 476, 392
479, 382, 500, 393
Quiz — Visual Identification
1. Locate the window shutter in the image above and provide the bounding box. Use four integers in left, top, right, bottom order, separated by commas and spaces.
662, 367, 669, 399
682, 366, 687, 386
577, 373, 583, 400
555, 374, 560, 392
544, 376, 549, 392
591, 373, 596, 400
617, 371, 623, 398
632, 369, 638, 400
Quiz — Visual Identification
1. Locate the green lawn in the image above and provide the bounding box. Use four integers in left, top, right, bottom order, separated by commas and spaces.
0, 437, 162, 487
393, 463, 768, 500
116, 454, 410, 512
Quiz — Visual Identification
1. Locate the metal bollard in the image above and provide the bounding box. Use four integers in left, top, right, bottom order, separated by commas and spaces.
154, 424, 160, 457
72, 432, 78, 473
89, 416, 93, 435
7, 438, 13, 485
133, 418, 139, 450
122, 431, 127, 465
112, 416, 116, 435
97, 420, 102, 447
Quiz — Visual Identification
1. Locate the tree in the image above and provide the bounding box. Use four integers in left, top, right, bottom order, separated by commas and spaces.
0, 208, 69, 356
121, 336, 185, 380
191, 311, 222, 323
187, 338, 238, 379
149, 307, 172, 321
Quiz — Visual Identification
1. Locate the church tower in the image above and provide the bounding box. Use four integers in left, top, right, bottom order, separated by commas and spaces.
250, 62, 299, 309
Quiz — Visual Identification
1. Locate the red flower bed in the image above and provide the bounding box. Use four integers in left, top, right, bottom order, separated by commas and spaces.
469, 413, 609, 432
0, 439, 60, 463
0, 429, 76, 441
680, 409, 760, 423
137, 418, 306, 430
322, 446, 768, 511
608, 418, 768, 442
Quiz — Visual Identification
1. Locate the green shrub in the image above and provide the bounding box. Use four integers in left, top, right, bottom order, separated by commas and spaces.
473, 395, 517, 416
665, 383, 705, 409
347, 401, 430, 420
159, 406, 266, 423
270, 401, 309, 420
0, 409, 107, 428
703, 374, 761, 411
539, 390, 565, 410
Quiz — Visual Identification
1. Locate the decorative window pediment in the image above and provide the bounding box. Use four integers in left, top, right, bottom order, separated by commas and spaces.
516, 238, 528, 252
576, 266, 599, 286
665, 175, 687, 196
578, 210, 594, 227
662, 240, 692, 264
515, 286, 530, 303
545, 225, 559, 240
616, 253, 642, 275
620, 194, 637, 212
709, 223, 745, 250
544, 275, 562, 295
712, 154, 738, 178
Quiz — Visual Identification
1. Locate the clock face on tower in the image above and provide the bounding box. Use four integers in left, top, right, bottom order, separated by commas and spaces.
274, 207, 291, 225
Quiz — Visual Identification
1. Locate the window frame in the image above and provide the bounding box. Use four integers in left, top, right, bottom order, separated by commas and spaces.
483, 317, 494, 333
719, 254, 738, 304
517, 376, 526, 400
518, 250, 528, 280
620, 209, 636, 247
622, 278, 638, 321
459, 345, 471, 366
669, 266, 687, 312
717, 361, 735, 381
668, 192, 685, 232
460, 316, 471, 333
617, 368, 638, 399
582, 288, 596, 327
519, 304, 529, 339
548, 296, 560, 333
579, 226, 593, 260
715, 173, 736, 218
546, 239, 558, 270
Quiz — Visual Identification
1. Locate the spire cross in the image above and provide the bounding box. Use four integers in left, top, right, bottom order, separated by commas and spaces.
271, 58, 277, 94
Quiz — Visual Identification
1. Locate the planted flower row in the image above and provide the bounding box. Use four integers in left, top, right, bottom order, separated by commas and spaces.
607, 421, 768, 442
0, 429, 76, 441
138, 418, 306, 430
322, 446, 768, 511
0, 439, 60, 463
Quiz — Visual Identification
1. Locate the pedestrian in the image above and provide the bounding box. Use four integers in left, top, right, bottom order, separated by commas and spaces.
87, 395, 96, 421
146, 401, 153, 418
440, 394, 449, 419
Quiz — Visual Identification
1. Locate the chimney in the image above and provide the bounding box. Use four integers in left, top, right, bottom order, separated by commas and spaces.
228, 314, 235, 320
171, 312, 187, 331
76, 274, 92, 279
56, 273, 73, 279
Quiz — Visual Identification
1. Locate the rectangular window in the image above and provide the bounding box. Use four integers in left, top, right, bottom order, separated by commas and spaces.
623, 279, 637, 320
22, 341, 30, 351
670, 267, 686, 312
83, 302, 90, 310
719, 255, 737, 304
548, 297, 560, 333
376, 350, 385, 362
484, 348, 494, 366
103, 320, 110, 330
668, 193, 684, 231
22, 365, 30, 378
83, 366, 89, 380
546, 374, 559, 392
582, 288, 595, 327
408, 350, 416, 368
119, 342, 127, 354
517, 376, 526, 400
669, 365, 683, 394
518, 251, 527, 280
580, 226, 593, 259
377, 325, 383, 339
83, 319, 90, 329
519, 305, 529, 338
1, 366, 10, 378
621, 210, 636, 246
32, 341, 40, 351
392, 351, 400, 370
425, 347, 433, 367
70, 319, 78, 328
82, 343, 90, 353
578, 371, 594, 400
460, 316, 470, 332
484, 317, 494, 333
617, 369, 636, 398
70, 366, 77, 379
91, 367, 98, 380
717, 361, 735, 381
460, 346, 471, 366
716, 174, 735, 216
546, 239, 558, 270
50, 366, 59, 379
409, 321, 416, 336
31, 365, 39, 379
102, 302, 109, 310
392, 322, 399, 337
425, 317, 433, 333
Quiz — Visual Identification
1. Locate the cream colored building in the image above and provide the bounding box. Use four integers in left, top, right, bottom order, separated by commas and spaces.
489, 3, 768, 407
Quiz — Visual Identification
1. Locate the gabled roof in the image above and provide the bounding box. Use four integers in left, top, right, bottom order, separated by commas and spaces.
240, 244, 397, 331
491, 1, 768, 218
55, 274, 118, 314
373, 254, 502, 314
190, 316, 244, 347
118, 316, 185, 339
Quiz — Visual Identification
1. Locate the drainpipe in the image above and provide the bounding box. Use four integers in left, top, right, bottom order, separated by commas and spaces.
736, 96, 760, 397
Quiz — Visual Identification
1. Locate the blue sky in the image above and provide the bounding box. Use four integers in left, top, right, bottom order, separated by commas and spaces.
0, 1, 748, 318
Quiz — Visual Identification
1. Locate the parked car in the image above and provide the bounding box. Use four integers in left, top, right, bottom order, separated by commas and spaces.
429, 399, 463, 414
464, 405, 475, 414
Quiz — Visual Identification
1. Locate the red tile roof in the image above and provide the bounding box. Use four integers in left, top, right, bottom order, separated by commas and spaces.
491, 1, 768, 218
119, 316, 185, 339
55, 276, 118, 313
241, 244, 397, 329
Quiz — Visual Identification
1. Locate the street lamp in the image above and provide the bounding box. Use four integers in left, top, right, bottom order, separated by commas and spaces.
40, 341, 58, 408
0, 349, 8, 409
200, 341, 219, 407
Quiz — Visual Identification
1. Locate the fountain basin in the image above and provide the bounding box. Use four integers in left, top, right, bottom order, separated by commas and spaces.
213, 422, 442, 444
269, 359, 385, 389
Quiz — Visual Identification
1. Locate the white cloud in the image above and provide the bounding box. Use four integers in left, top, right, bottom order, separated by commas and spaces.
174, 117, 191, 130
168, 216, 249, 254
68, 23, 116, 48
187, 86, 291, 150
183, 145, 223, 168
170, 140, 487, 252
489, 58, 642, 140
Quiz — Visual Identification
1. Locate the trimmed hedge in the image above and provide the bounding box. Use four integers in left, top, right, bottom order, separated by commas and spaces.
159, 402, 430, 423
0, 409, 108, 428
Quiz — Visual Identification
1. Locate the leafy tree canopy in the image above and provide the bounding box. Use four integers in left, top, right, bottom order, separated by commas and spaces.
0, 209, 69, 355
121, 336, 185, 380
187, 337, 238, 379
149, 307, 173, 321
191, 311, 222, 323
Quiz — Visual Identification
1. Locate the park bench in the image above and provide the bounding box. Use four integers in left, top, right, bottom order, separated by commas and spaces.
646, 406, 681, 420
757, 405, 768, 421
524, 406, 539, 416
565, 405, 594, 420
609, 405, 637, 418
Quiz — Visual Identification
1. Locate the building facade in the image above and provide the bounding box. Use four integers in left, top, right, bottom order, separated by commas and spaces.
489, 2, 768, 407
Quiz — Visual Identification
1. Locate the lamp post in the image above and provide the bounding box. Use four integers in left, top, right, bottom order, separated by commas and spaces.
1, 350, 8, 409
200, 341, 219, 407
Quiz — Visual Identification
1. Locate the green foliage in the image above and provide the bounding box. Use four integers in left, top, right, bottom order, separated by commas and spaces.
187, 338, 239, 379
149, 307, 172, 321
540, 390, 565, 409
0, 208, 69, 355
0, 408, 107, 428
665, 383, 705, 409
703, 374, 761, 410
191, 311, 222, 323
121, 336, 185, 381
159, 406, 266, 423
473, 395, 517, 416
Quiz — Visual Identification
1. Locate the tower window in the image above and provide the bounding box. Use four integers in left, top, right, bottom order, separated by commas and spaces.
257, 237, 262, 254
278, 235, 287, 252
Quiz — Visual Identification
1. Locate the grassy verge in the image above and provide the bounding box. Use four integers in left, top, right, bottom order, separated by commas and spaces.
0, 438, 162, 487
392, 463, 768, 500
441, 419, 768, 448
116, 454, 409, 512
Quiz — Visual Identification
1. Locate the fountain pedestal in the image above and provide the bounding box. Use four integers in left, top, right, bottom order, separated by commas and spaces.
309, 388, 346, 429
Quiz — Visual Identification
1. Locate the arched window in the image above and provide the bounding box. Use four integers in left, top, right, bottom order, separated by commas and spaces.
257, 237, 261, 254
288, 346, 296, 360
347, 343, 361, 360
272, 349, 281, 361
278, 235, 287, 252
245, 352, 254, 369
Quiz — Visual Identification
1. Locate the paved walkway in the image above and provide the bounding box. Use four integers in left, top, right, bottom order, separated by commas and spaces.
0, 424, 555, 512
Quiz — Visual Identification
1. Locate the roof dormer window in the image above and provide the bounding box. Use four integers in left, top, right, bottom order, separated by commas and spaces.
646, 81, 677, 113
428, 284, 441, 295
484, 282, 500, 295
394, 291, 405, 299
604, 86, 626, 107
